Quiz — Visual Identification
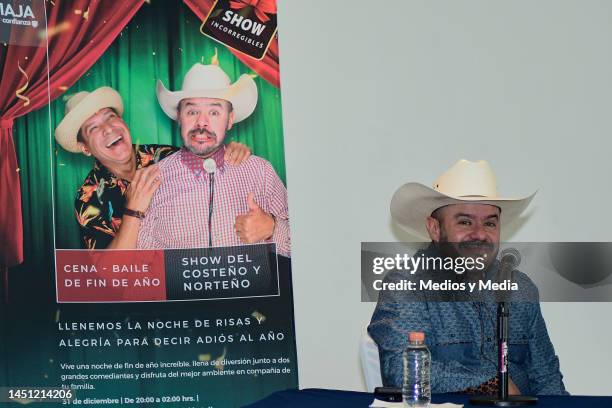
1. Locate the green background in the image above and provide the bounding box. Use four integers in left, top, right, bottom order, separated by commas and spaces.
14, 0, 286, 250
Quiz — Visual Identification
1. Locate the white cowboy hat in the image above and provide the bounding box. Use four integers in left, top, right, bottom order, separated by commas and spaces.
54, 87, 124, 153
156, 63, 257, 122
390, 159, 536, 240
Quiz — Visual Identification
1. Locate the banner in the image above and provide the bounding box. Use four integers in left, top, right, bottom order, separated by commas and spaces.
1, 1, 296, 407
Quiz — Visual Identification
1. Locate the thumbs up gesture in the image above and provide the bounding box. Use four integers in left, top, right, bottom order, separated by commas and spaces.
235, 193, 275, 243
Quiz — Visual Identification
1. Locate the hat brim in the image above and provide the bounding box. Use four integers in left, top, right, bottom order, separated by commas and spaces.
156, 74, 257, 123
390, 182, 536, 240
54, 87, 124, 154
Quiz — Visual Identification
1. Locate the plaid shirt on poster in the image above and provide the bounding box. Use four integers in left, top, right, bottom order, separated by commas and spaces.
137, 146, 291, 256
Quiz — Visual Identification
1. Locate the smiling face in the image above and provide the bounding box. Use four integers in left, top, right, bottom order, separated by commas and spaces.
78, 108, 133, 166
178, 97, 235, 158
426, 203, 501, 266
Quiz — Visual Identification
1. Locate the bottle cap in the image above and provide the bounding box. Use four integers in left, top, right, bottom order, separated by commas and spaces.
408, 331, 425, 342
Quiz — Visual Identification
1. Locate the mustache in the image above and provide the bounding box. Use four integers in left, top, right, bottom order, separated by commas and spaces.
188, 127, 216, 138
457, 241, 494, 251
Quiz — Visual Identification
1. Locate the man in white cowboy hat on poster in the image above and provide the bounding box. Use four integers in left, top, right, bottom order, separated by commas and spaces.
54, 87, 252, 249
368, 160, 567, 395
136, 63, 290, 256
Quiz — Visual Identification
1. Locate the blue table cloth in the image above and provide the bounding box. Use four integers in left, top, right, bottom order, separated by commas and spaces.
245, 388, 612, 408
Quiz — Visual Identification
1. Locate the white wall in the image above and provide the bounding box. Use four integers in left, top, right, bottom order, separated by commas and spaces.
277, 0, 612, 395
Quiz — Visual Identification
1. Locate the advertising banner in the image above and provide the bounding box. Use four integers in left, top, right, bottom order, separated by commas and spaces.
1, 1, 296, 407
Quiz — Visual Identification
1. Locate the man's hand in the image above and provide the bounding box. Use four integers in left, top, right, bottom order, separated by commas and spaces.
508, 377, 521, 396
225, 141, 251, 165
235, 193, 274, 243
125, 165, 161, 213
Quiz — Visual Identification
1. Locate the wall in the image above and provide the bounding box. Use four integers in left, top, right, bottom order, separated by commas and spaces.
277, 0, 612, 395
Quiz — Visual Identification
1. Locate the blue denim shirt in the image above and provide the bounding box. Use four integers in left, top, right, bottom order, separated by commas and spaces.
368, 248, 567, 395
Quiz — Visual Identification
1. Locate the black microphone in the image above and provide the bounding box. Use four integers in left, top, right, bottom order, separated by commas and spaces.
496, 248, 521, 288
500, 248, 521, 271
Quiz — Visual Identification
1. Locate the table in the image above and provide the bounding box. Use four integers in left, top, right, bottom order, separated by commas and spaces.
245, 388, 612, 408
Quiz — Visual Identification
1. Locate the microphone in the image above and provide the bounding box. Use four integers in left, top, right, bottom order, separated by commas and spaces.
497, 248, 521, 286
203, 158, 216, 246
500, 248, 521, 270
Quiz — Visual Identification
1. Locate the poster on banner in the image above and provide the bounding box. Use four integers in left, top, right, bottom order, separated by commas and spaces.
0, 1, 296, 407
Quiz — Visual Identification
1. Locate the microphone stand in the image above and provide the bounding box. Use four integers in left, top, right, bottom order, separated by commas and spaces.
203, 158, 216, 247
470, 301, 538, 406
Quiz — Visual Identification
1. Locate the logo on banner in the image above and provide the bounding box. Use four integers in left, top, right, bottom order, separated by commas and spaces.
200, 0, 277, 60
0, 1, 38, 28
0, 0, 44, 46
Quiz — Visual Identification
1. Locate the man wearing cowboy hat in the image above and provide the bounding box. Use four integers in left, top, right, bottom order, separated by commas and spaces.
368, 160, 567, 395
136, 63, 290, 256
55, 87, 252, 249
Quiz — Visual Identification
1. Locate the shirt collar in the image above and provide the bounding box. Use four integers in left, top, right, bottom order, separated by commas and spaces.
180, 145, 226, 176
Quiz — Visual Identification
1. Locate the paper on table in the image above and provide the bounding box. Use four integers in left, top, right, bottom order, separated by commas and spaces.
369, 399, 463, 408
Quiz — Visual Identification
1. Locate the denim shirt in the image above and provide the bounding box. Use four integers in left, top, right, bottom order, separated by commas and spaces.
368, 247, 568, 395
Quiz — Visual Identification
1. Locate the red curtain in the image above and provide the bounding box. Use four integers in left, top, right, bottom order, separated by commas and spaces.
0, 0, 144, 269
183, 0, 281, 88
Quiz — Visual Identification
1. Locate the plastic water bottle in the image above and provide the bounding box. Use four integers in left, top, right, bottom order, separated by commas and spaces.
403, 331, 431, 407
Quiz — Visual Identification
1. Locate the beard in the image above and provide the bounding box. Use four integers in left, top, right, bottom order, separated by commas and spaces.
185, 127, 222, 157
